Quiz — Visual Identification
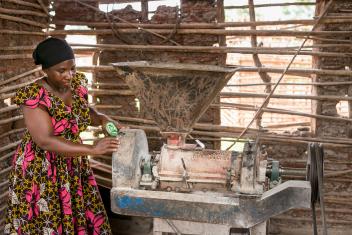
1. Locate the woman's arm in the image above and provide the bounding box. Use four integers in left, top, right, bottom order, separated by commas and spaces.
23, 105, 119, 157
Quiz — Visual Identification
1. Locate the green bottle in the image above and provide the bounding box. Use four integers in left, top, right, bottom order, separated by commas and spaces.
105, 122, 119, 137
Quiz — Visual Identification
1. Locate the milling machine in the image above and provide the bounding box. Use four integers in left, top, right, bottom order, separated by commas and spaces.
109, 61, 318, 235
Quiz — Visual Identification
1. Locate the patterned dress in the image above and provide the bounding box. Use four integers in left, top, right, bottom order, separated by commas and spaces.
5, 72, 112, 235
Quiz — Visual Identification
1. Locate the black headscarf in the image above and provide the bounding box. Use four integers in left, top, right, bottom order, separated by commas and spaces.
32, 37, 75, 69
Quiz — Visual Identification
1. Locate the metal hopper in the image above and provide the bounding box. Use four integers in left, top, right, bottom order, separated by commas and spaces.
112, 61, 239, 137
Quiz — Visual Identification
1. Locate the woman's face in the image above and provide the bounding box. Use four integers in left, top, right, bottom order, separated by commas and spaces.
44, 59, 76, 89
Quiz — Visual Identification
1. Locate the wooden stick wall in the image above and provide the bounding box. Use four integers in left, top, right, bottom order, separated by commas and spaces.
1, 0, 352, 231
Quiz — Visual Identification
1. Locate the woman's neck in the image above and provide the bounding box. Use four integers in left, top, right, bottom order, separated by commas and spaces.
44, 77, 69, 94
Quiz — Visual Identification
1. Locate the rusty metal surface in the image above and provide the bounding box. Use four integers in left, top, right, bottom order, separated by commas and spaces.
157, 145, 232, 187
111, 180, 311, 228
112, 61, 239, 133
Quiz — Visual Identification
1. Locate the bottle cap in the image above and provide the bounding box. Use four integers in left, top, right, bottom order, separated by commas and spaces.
105, 122, 118, 137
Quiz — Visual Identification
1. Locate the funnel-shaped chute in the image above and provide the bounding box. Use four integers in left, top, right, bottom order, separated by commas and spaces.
112, 61, 238, 134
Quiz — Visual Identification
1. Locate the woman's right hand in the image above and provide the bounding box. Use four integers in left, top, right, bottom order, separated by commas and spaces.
92, 137, 120, 155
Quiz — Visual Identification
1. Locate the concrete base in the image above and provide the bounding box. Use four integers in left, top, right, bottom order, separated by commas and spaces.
153, 219, 266, 235
153, 218, 231, 235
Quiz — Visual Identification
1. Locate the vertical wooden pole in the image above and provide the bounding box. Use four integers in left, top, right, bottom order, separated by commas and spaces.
141, 0, 149, 23
215, 0, 226, 149
217, 0, 226, 58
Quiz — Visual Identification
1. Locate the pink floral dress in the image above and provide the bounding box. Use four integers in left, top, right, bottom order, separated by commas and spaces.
5, 72, 111, 235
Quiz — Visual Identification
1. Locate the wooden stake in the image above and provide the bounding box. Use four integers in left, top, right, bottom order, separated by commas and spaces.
248, 0, 271, 128
141, 0, 148, 22
36, 0, 49, 15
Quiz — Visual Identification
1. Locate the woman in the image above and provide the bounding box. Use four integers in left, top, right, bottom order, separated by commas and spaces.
5, 37, 119, 234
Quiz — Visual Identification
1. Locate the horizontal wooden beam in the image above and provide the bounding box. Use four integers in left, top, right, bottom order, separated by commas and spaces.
216, 102, 352, 123
264, 121, 310, 129
2, 43, 350, 58
221, 91, 352, 101
225, 2, 315, 9
76, 65, 352, 77
236, 66, 352, 77
121, 122, 352, 147
52, 19, 352, 28
0, 150, 16, 163
0, 140, 21, 154
227, 81, 352, 87
48, 28, 352, 37
69, 44, 351, 57
0, 7, 47, 17
0, 78, 40, 94
0, 92, 15, 99
0, 128, 26, 139
89, 88, 134, 96
3, 0, 42, 10
98, 0, 160, 3
0, 67, 41, 86
0, 13, 47, 28
0, 53, 32, 60
273, 216, 351, 225
0, 30, 45, 36
0, 180, 9, 189
0, 45, 35, 50
0, 166, 12, 177
92, 104, 123, 109
53, 20, 310, 28
52, 18, 352, 29
0, 105, 19, 114
0, 115, 23, 125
